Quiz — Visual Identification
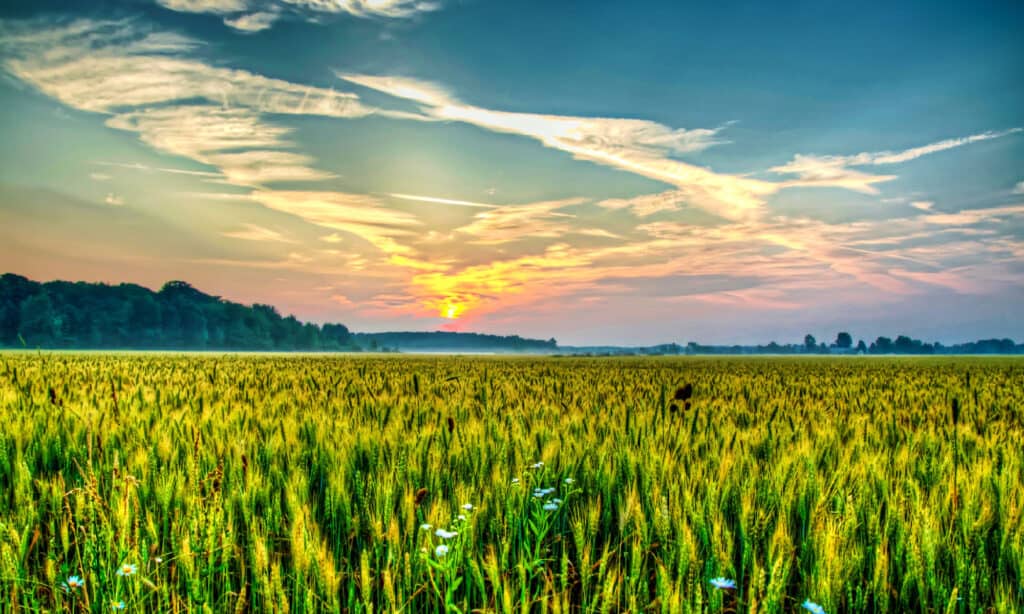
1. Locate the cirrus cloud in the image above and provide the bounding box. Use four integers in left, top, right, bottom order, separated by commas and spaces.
155, 0, 440, 31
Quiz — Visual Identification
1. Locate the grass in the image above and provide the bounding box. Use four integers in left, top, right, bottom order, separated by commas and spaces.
0, 353, 1022, 612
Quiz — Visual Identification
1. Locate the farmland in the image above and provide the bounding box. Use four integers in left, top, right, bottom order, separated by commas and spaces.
0, 354, 1022, 612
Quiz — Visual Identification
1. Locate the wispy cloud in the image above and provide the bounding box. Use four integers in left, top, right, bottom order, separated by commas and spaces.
1, 19, 421, 186
866, 130, 1021, 164
2, 22, 377, 116
338, 73, 775, 221
771, 155, 897, 194
105, 193, 125, 206
405, 201, 1024, 321
771, 129, 1021, 194
388, 192, 496, 208
155, 0, 440, 31
454, 198, 586, 244
221, 222, 296, 242
96, 161, 223, 178
597, 190, 687, 216
285, 0, 440, 18
1014, 181, 1024, 195
157, 0, 248, 13
246, 190, 423, 258
920, 204, 1024, 226
223, 11, 280, 32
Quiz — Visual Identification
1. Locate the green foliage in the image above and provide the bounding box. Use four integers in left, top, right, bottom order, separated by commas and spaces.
0, 354, 1022, 612
0, 274, 354, 351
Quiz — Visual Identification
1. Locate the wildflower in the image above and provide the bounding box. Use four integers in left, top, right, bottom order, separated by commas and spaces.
709, 577, 737, 590
511, 478, 520, 485
802, 600, 825, 614
457, 514, 466, 521
551, 498, 562, 504
154, 557, 163, 564
564, 477, 574, 484
461, 503, 473, 511
530, 461, 544, 469
111, 601, 126, 610
419, 523, 433, 531
435, 544, 449, 557
116, 563, 137, 577
63, 575, 84, 591
434, 528, 458, 539
543, 502, 559, 511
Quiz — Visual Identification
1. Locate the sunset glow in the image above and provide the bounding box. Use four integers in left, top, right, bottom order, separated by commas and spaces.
1, 2, 1022, 344
443, 302, 464, 320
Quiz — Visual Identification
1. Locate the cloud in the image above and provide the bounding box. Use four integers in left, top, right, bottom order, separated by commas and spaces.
246, 190, 424, 258
887, 268, 988, 294
597, 190, 687, 216
338, 73, 775, 221
340, 74, 456, 106
454, 198, 586, 244
388, 192, 496, 208
910, 200, 933, 211
105, 106, 335, 184
0, 19, 419, 186
105, 193, 125, 206
223, 12, 280, 32
866, 129, 1021, 165
406, 202, 1024, 321
157, 0, 247, 13
770, 155, 897, 194
772, 129, 1021, 193
221, 223, 296, 242
96, 161, 223, 178
2, 23, 375, 116
921, 204, 1024, 226
90, 173, 111, 181
155, 0, 440, 30
1014, 181, 1024, 195
576, 228, 622, 239
283, 0, 440, 18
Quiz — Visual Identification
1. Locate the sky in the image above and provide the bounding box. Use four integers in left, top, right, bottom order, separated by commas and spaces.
1, 0, 1022, 346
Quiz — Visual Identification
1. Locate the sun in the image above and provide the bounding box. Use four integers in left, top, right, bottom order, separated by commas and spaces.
442, 302, 465, 319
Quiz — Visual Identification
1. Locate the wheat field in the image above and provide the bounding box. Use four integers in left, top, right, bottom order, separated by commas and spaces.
0, 353, 1021, 612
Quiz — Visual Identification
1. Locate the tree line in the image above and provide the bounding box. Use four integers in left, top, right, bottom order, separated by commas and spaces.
682, 332, 1022, 355
0, 274, 558, 353
2, 273, 1020, 354
0, 274, 355, 351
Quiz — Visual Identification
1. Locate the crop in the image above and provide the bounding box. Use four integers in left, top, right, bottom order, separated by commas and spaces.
0, 354, 1022, 612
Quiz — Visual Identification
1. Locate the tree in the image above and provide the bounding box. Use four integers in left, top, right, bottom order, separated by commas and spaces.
873, 336, 894, 354
322, 323, 351, 348
804, 334, 817, 352
0, 274, 37, 343
18, 293, 58, 346
856, 340, 867, 354
835, 331, 853, 349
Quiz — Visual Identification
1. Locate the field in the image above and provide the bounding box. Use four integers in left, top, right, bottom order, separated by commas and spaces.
0, 354, 1022, 613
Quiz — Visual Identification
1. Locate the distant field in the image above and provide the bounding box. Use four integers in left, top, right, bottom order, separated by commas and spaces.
1, 354, 1022, 612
